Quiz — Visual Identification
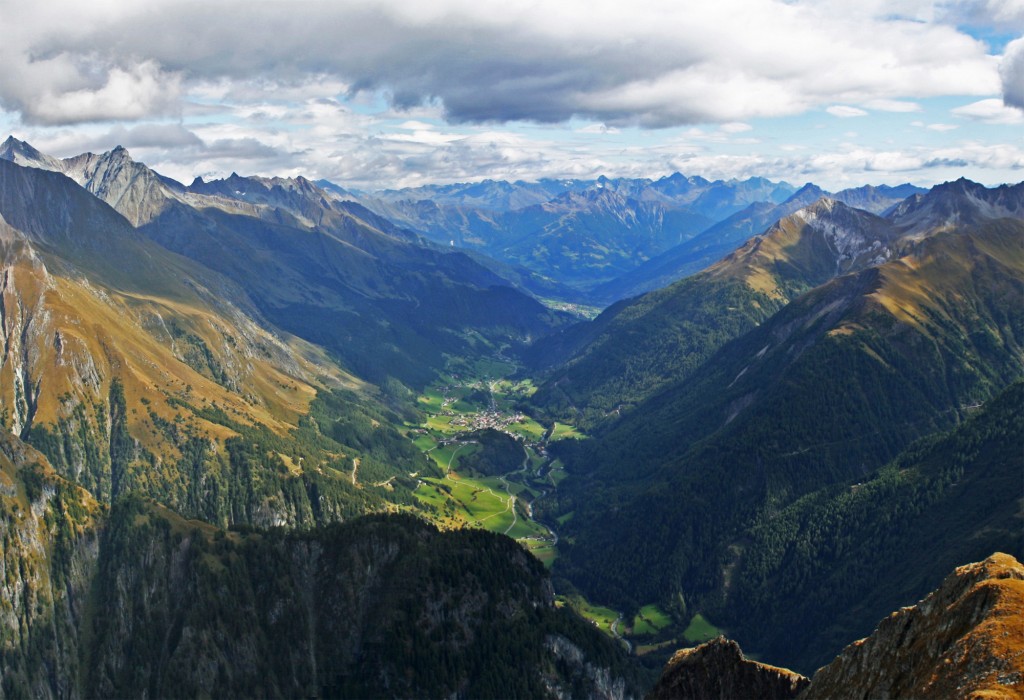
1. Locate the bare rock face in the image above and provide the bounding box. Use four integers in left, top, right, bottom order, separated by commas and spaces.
646, 637, 809, 700
802, 552, 1024, 699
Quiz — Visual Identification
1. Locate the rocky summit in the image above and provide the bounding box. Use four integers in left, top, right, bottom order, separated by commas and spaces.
646, 637, 809, 700
650, 553, 1024, 700
803, 552, 1024, 700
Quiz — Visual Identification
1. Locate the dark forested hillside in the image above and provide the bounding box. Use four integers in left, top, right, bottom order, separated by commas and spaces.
549, 216, 1024, 633
726, 381, 1024, 672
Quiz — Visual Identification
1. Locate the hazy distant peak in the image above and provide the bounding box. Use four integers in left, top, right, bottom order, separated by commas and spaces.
0, 135, 64, 172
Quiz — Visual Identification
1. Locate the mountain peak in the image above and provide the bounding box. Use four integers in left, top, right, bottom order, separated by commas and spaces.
888, 178, 1024, 233
0, 136, 64, 171
804, 553, 1024, 699
648, 637, 809, 700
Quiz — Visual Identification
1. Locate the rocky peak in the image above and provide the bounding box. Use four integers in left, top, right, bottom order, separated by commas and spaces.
785, 182, 829, 205
649, 554, 1024, 700
888, 178, 1024, 235
646, 637, 809, 700
0, 136, 64, 172
802, 552, 1024, 699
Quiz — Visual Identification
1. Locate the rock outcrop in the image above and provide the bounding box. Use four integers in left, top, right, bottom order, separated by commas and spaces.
803, 552, 1024, 699
646, 637, 809, 700
649, 553, 1024, 700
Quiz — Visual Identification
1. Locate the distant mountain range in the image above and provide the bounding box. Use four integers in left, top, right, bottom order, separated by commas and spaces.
335, 173, 928, 302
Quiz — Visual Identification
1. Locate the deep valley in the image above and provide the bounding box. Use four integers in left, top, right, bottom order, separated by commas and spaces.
0, 135, 1020, 699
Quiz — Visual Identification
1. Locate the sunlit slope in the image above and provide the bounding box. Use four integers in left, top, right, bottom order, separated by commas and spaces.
1, 139, 569, 386
0, 158, 417, 525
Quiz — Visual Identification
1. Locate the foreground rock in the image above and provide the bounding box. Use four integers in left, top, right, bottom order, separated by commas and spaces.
646, 637, 809, 700
803, 552, 1024, 699
650, 553, 1024, 700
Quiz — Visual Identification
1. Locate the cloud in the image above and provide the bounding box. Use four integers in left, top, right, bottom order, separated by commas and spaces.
939, 0, 1024, 33
0, 0, 1004, 127
863, 99, 921, 112
719, 122, 753, 133
1000, 36, 1024, 109
827, 105, 869, 117
952, 97, 1024, 122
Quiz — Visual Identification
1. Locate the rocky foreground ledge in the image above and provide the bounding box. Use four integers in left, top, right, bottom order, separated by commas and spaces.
648, 552, 1024, 700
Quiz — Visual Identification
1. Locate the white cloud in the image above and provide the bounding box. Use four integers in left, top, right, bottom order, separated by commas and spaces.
1000, 36, 1024, 109
720, 122, 753, 133
926, 123, 959, 131
952, 98, 1024, 123
863, 99, 921, 112
0, 0, 1004, 127
827, 105, 869, 117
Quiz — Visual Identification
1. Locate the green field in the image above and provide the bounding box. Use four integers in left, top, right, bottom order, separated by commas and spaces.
506, 417, 548, 440
565, 597, 621, 636
632, 604, 672, 636
427, 443, 479, 471
522, 539, 558, 567
416, 389, 446, 411
412, 433, 438, 452
550, 422, 583, 440
683, 613, 721, 643
415, 473, 513, 529
411, 369, 561, 565
547, 464, 569, 486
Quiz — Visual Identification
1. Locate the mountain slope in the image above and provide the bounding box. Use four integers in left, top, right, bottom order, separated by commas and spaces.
726, 380, 1024, 671
527, 198, 901, 426
0, 156, 437, 529
550, 214, 1023, 622
832, 182, 925, 213
590, 183, 828, 302
803, 552, 1024, 699
362, 174, 796, 297
0, 447, 647, 699
2, 141, 567, 386
649, 553, 1024, 700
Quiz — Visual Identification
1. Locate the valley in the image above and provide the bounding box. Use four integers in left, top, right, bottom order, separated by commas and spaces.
0, 135, 1020, 698
407, 357, 571, 566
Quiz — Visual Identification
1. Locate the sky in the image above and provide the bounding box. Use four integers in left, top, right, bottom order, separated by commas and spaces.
0, 0, 1022, 192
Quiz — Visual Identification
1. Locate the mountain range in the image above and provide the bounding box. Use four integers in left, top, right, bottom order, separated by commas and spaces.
0, 134, 1020, 698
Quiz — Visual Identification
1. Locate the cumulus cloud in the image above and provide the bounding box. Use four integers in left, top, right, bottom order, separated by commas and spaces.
0, 0, 1004, 127
1000, 36, 1024, 109
939, 0, 1024, 33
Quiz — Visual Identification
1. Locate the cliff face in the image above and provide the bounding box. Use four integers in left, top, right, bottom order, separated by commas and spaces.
0, 435, 102, 700
0, 471, 644, 700
803, 552, 1024, 699
646, 637, 809, 700
649, 553, 1024, 700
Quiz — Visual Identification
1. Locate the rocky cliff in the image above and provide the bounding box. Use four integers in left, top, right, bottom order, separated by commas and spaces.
646, 637, 808, 700
803, 552, 1024, 699
649, 553, 1024, 700
0, 470, 646, 699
